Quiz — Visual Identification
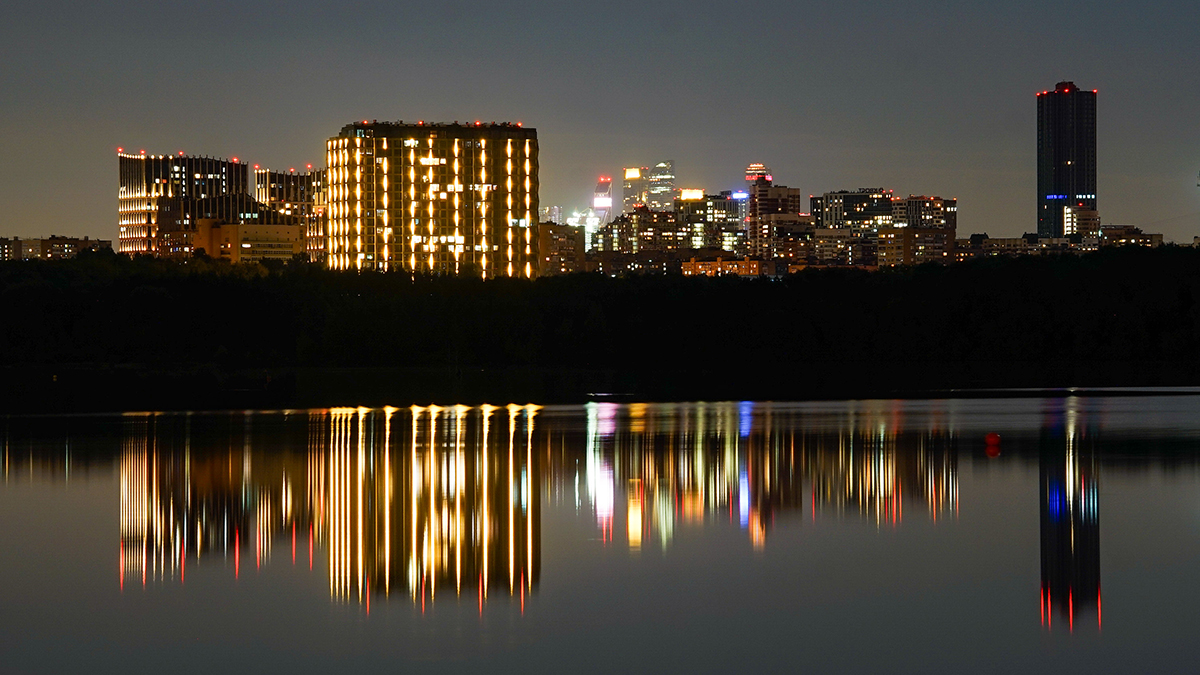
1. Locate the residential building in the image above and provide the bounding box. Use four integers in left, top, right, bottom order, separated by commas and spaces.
536, 222, 586, 275
681, 256, 762, 278
674, 192, 745, 251
0, 238, 17, 260
5, 235, 112, 260
877, 227, 954, 266
324, 120, 539, 277
748, 178, 804, 259
1100, 225, 1162, 248
118, 151, 249, 254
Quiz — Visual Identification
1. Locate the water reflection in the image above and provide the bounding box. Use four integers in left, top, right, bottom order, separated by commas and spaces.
10, 397, 1194, 634
118, 405, 540, 609
1039, 400, 1101, 631
563, 402, 958, 551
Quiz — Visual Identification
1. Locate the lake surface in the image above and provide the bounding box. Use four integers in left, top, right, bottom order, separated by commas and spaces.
3, 396, 1200, 673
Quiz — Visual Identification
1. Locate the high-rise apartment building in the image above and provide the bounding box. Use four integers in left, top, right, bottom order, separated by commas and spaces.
810, 188, 894, 231
1037, 81, 1097, 238
890, 195, 957, 230
748, 178, 804, 259
324, 120, 539, 277
675, 192, 746, 252
536, 222, 586, 275
118, 151, 249, 254
876, 196, 956, 267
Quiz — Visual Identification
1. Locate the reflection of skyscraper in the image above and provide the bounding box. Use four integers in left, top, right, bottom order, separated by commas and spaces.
1039, 406, 1101, 630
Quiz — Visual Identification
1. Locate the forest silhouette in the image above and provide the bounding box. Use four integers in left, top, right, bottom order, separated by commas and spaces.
3, 246, 1198, 411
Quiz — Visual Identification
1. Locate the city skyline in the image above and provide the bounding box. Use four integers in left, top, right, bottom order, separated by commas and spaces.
2, 1, 1198, 244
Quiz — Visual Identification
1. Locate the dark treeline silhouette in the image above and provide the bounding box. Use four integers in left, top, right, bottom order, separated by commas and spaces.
3, 247, 1199, 411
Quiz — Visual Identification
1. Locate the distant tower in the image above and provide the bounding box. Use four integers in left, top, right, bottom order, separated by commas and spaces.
1037, 81, 1097, 238
593, 176, 613, 223
645, 161, 677, 210
745, 163, 772, 185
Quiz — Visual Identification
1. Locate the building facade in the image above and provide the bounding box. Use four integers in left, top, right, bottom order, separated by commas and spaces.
118, 152, 249, 254
254, 167, 326, 263
675, 192, 747, 252
325, 121, 539, 277
536, 222, 586, 275
1037, 81, 1097, 238
748, 179, 804, 259
2, 235, 112, 260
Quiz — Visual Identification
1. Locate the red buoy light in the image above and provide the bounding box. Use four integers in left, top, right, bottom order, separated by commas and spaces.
985, 432, 1001, 458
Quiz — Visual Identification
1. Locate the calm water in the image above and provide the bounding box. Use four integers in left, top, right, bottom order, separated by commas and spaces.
3, 396, 1200, 673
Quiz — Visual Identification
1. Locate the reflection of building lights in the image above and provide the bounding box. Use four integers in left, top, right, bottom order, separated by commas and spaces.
116, 406, 539, 609
627, 482, 643, 550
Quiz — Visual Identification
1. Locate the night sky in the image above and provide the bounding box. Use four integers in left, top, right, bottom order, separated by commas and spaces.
2, 0, 1198, 242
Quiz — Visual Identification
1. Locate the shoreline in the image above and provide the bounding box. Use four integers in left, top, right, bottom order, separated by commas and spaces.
4, 363, 1200, 414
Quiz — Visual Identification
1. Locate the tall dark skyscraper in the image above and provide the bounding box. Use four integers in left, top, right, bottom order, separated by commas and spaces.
1037, 81, 1097, 238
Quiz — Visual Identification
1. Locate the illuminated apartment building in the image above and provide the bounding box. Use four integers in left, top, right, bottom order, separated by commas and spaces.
5, 235, 112, 260
117, 151, 249, 254
324, 120, 539, 277
675, 191, 746, 251
876, 196, 957, 266
748, 178, 804, 259
536, 222, 586, 275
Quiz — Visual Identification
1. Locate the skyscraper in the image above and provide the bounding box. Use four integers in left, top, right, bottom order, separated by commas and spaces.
621, 161, 676, 212
1037, 81, 1097, 238
592, 176, 613, 223
645, 161, 677, 210
324, 120, 539, 277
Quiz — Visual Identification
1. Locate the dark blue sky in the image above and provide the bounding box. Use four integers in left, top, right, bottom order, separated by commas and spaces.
2, 0, 1198, 241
